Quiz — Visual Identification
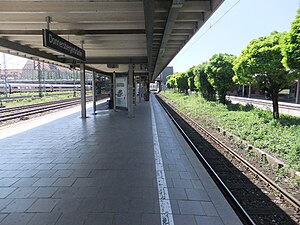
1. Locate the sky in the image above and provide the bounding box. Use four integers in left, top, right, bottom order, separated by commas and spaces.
0, 0, 299, 71
169, 0, 299, 72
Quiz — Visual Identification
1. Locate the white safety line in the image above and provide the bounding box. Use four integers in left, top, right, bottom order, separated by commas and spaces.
150, 97, 175, 225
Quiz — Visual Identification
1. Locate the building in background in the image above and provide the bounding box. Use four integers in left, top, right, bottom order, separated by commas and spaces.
158, 66, 173, 85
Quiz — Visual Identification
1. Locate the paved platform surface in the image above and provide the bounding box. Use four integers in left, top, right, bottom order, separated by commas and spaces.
0, 96, 242, 225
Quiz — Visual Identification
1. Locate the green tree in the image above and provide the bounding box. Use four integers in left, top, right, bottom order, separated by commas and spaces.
281, 9, 300, 103
281, 8, 300, 71
166, 74, 176, 90
175, 72, 189, 94
194, 62, 215, 100
206, 53, 236, 104
234, 31, 296, 119
186, 66, 196, 91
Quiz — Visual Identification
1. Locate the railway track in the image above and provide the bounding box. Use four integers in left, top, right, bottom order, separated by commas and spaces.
228, 96, 300, 117
156, 95, 300, 225
0, 97, 92, 123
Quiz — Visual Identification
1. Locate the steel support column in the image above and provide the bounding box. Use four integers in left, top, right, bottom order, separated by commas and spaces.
128, 64, 134, 117
139, 76, 142, 103
92, 71, 97, 114
80, 63, 87, 118
113, 71, 116, 111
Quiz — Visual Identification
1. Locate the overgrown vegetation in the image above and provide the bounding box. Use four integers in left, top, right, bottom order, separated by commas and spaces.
166, 9, 300, 119
161, 91, 300, 171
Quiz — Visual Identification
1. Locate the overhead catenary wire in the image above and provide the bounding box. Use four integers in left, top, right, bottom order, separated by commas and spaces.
172, 0, 242, 63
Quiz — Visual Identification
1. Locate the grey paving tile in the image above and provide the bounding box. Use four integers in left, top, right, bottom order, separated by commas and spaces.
1, 199, 36, 213
84, 213, 114, 225
173, 214, 197, 225
34, 170, 57, 178
52, 164, 72, 170
15, 170, 39, 178
32, 178, 57, 187
112, 213, 142, 225
51, 178, 76, 187
52, 170, 73, 178
77, 198, 105, 213
11, 177, 39, 187
35, 164, 55, 170
103, 198, 130, 213
7, 187, 37, 198
141, 213, 161, 225
52, 187, 80, 198
27, 212, 61, 225
52, 199, 81, 213
30, 187, 58, 198
185, 188, 210, 201
178, 200, 206, 215
0, 199, 13, 211
191, 179, 206, 190
27, 199, 58, 212
0, 178, 20, 187
129, 198, 154, 213
55, 212, 87, 225
168, 187, 188, 200
201, 201, 219, 216
172, 178, 193, 189
73, 178, 96, 187
0, 213, 34, 225
0, 170, 22, 178
0, 214, 8, 223
76, 187, 99, 198
180, 171, 198, 179
0, 188, 16, 198
70, 169, 91, 178
195, 215, 225, 225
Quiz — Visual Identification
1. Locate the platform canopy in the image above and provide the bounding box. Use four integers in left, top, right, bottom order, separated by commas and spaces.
0, 0, 224, 81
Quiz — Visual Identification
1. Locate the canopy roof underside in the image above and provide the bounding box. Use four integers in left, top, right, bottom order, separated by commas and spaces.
0, 0, 224, 80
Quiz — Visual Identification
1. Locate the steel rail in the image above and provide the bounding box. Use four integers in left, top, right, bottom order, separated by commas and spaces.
155, 95, 256, 225
158, 95, 300, 214
0, 97, 92, 122
0, 97, 85, 113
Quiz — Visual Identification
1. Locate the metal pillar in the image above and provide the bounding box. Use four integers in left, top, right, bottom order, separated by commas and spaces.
3, 54, 8, 98
92, 71, 97, 114
80, 63, 87, 118
128, 64, 134, 117
139, 76, 142, 103
37, 61, 42, 97
113, 71, 116, 111
296, 79, 300, 104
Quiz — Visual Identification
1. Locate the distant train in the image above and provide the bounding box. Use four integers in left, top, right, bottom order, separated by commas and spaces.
0, 83, 92, 94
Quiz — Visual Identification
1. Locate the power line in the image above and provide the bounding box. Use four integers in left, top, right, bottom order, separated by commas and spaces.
172, 0, 242, 63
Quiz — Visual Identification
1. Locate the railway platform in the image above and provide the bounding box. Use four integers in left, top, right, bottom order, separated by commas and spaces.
0, 95, 242, 225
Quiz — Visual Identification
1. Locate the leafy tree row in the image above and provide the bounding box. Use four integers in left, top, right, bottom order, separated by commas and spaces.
166, 8, 300, 119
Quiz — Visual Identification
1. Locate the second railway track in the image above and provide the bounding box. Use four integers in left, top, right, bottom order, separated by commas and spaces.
0, 97, 92, 123
156, 94, 300, 225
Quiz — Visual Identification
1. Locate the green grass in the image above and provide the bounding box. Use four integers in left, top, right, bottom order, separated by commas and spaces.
160, 91, 300, 171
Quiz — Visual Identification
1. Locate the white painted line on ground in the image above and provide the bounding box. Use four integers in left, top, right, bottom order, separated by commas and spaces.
150, 96, 175, 225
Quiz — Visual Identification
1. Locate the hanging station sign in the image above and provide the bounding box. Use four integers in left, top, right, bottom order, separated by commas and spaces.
42, 29, 86, 61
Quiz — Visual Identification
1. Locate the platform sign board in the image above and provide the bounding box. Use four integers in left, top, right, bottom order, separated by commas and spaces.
116, 77, 128, 108
42, 29, 86, 61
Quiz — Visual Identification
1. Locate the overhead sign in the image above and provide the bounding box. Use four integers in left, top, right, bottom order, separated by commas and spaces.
42, 29, 86, 61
